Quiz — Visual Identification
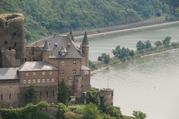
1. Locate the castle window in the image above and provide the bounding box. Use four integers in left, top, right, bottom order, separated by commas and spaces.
61, 60, 65, 65
33, 79, 36, 84
46, 91, 49, 98
9, 93, 11, 100
42, 72, 46, 75
14, 42, 16, 47
4, 41, 8, 45
23, 80, 26, 84
0, 94, 3, 100
51, 78, 55, 83
13, 32, 17, 36
28, 80, 31, 84
33, 72, 36, 76
73, 60, 77, 64
49, 72, 53, 75
72, 69, 77, 75
61, 70, 64, 75
25, 73, 29, 76
42, 79, 45, 83
37, 79, 41, 83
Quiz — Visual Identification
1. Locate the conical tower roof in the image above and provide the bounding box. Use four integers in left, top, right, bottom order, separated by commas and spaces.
82, 32, 88, 47
44, 41, 49, 50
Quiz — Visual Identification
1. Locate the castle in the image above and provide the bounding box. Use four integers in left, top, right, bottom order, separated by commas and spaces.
0, 13, 91, 106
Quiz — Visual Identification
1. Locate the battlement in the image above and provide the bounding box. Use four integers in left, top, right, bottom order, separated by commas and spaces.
0, 13, 24, 28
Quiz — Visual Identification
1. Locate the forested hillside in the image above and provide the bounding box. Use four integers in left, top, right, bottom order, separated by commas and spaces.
0, 0, 178, 42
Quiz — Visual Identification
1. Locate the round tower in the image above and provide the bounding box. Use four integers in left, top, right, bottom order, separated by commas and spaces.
82, 32, 89, 66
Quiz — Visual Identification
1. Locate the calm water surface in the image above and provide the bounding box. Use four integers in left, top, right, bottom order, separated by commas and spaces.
90, 24, 179, 119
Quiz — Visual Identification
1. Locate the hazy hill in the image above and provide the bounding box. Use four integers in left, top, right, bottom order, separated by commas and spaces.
0, 0, 173, 42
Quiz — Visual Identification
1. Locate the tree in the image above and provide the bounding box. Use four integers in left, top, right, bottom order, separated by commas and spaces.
98, 53, 110, 64
136, 41, 145, 53
163, 36, 171, 47
133, 111, 147, 119
82, 104, 101, 119
175, 7, 179, 17
86, 88, 100, 106
58, 80, 70, 105
144, 40, 152, 49
154, 41, 162, 47
23, 86, 37, 104
113, 46, 134, 62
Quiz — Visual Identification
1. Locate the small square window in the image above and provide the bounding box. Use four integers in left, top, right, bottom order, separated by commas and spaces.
37, 79, 41, 83
73, 60, 77, 64
73, 69, 77, 75
61, 61, 65, 65
51, 78, 55, 83
33, 79, 36, 83
49, 72, 53, 75
47, 79, 50, 83
33, 72, 36, 76
42, 72, 46, 75
25, 73, 29, 76
28, 80, 31, 84
42, 79, 45, 83
23, 80, 26, 84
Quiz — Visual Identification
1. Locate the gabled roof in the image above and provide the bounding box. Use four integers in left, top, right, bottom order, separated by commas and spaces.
0, 68, 19, 80
47, 35, 82, 59
19, 61, 57, 71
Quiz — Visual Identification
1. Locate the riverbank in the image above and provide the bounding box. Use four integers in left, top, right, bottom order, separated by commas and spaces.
29, 17, 179, 47
91, 43, 179, 75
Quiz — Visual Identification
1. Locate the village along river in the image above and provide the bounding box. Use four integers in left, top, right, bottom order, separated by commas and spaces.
89, 23, 179, 119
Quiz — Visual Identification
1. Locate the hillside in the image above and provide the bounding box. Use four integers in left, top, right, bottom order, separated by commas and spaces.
0, 0, 174, 42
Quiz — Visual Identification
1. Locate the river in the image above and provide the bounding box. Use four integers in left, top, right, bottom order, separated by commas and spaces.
90, 23, 179, 119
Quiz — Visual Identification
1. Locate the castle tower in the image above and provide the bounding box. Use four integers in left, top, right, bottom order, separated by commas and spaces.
42, 41, 51, 63
82, 32, 89, 66
99, 88, 113, 106
0, 13, 25, 67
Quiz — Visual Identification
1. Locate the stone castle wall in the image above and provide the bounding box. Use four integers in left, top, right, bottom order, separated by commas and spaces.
0, 13, 25, 67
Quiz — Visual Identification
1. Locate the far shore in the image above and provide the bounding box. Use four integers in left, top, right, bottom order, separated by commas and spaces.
29, 19, 179, 46
91, 46, 179, 75
76, 20, 179, 40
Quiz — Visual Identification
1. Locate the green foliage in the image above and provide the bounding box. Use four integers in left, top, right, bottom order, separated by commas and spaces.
98, 53, 111, 64
0, 101, 49, 119
58, 80, 70, 105
57, 103, 69, 119
23, 86, 37, 104
163, 36, 171, 47
86, 88, 100, 106
64, 111, 78, 119
154, 41, 162, 47
133, 111, 146, 119
0, 0, 170, 42
113, 46, 134, 62
82, 104, 101, 119
89, 60, 97, 70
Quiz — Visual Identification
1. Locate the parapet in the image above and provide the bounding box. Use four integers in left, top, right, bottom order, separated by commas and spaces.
0, 13, 24, 28
99, 88, 114, 106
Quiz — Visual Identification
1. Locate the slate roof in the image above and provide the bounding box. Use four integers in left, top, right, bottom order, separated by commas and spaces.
19, 61, 57, 71
82, 32, 89, 46
47, 35, 82, 59
0, 68, 19, 80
